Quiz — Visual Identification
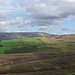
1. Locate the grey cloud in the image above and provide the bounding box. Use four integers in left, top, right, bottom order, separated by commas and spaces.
0, 14, 10, 32
61, 27, 75, 32
26, 0, 75, 28
0, 0, 75, 32
0, 14, 8, 21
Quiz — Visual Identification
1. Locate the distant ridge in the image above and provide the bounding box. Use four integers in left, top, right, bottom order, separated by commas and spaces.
0, 32, 55, 39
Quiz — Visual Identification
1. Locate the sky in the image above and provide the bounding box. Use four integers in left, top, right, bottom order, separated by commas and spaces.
0, 0, 75, 35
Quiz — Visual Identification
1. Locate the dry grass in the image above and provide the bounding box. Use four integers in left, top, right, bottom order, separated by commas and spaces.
34, 35, 75, 44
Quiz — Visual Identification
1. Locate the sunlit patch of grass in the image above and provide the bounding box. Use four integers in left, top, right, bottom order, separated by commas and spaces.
0, 47, 6, 54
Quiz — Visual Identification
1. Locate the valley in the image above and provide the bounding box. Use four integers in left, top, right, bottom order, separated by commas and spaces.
0, 34, 75, 75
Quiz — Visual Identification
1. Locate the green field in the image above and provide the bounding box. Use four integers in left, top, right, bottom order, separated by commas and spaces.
0, 38, 45, 54
0, 35, 75, 54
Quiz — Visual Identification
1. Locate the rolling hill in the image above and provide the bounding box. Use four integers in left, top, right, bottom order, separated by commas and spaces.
0, 32, 55, 39
0, 34, 75, 54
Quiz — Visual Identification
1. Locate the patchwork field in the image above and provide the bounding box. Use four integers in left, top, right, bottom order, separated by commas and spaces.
0, 38, 45, 54
0, 35, 75, 75
0, 35, 75, 54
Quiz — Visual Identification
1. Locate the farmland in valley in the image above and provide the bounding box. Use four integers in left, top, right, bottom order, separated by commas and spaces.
0, 35, 75, 54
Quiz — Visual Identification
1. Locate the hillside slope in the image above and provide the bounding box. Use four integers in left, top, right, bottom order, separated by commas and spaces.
0, 35, 75, 75
0, 35, 75, 54
0, 51, 75, 75
0, 32, 55, 39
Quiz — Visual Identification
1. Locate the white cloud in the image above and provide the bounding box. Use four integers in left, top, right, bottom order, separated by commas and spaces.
62, 0, 75, 2
61, 32, 72, 35
16, 30, 26, 32
40, 26, 52, 31
0, 0, 26, 14
0, 0, 75, 32
11, 17, 28, 27
0, 20, 11, 32
0, 16, 28, 32
26, 0, 75, 28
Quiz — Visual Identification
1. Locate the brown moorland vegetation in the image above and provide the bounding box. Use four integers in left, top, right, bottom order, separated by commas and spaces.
0, 51, 75, 75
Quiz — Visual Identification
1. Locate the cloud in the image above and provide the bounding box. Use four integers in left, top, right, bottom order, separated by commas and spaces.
0, 22, 10, 32
26, 0, 75, 27
16, 30, 26, 32
0, 13, 8, 21
0, 16, 28, 32
0, 0, 75, 32
61, 27, 75, 32
11, 17, 28, 27
62, 0, 75, 2
40, 26, 52, 31
0, 0, 26, 14
60, 32, 72, 35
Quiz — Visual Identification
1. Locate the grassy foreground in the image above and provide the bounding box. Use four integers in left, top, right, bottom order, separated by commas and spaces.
0, 51, 75, 75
